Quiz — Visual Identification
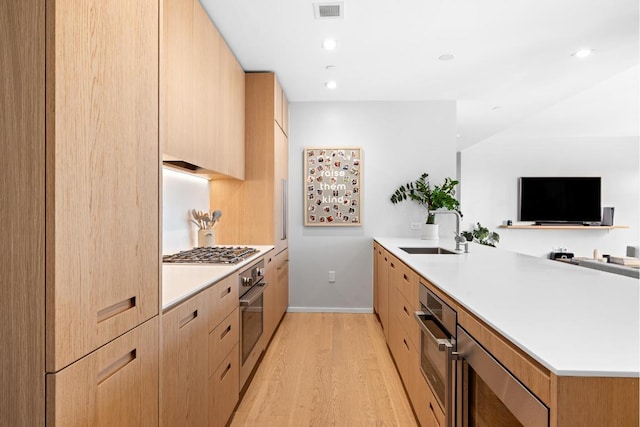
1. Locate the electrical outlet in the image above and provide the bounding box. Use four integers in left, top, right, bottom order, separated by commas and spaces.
328, 271, 336, 283
411, 222, 422, 230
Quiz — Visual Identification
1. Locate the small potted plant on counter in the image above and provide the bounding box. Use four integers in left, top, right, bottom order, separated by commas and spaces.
390, 173, 460, 239
461, 222, 500, 247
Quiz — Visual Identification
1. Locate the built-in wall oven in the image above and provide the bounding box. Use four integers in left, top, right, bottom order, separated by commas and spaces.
415, 283, 458, 427
238, 260, 266, 376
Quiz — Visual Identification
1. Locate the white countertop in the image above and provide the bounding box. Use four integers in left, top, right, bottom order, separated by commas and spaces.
162, 245, 275, 311
375, 237, 640, 378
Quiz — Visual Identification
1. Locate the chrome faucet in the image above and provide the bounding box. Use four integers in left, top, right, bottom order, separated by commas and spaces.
433, 210, 469, 253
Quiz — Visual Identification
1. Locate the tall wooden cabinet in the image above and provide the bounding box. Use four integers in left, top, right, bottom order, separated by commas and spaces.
1, 0, 160, 424
162, 0, 245, 179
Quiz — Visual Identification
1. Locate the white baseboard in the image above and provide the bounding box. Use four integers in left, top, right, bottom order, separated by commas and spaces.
286, 307, 374, 314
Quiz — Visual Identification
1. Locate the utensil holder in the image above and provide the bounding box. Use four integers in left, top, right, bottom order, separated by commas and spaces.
198, 229, 215, 247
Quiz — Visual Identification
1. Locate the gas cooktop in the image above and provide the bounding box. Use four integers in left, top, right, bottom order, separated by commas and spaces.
162, 246, 259, 265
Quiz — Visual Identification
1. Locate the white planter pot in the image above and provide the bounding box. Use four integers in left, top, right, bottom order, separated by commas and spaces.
421, 223, 439, 240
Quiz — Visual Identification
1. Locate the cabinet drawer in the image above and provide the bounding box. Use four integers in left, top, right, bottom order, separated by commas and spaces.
209, 307, 239, 377
391, 255, 418, 309
46, 318, 158, 427
209, 274, 238, 331
390, 286, 420, 351
388, 313, 412, 385
209, 344, 239, 427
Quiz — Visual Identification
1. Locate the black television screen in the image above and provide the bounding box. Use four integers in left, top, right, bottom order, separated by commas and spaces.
518, 177, 601, 223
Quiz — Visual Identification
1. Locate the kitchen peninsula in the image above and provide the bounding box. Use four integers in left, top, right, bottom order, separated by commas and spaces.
374, 237, 639, 426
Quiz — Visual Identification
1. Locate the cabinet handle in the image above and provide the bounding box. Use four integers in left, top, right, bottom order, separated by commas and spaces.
390, 262, 395, 268
403, 338, 409, 351
220, 286, 231, 298
220, 324, 232, 340
97, 296, 136, 323
403, 306, 409, 317
429, 403, 440, 426
403, 273, 409, 282
277, 259, 289, 270
281, 178, 287, 241
179, 310, 198, 329
220, 363, 232, 381
97, 349, 136, 385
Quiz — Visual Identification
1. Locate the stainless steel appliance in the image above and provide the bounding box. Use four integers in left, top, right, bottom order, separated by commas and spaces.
238, 260, 266, 369
162, 246, 258, 264
455, 326, 549, 427
415, 283, 457, 427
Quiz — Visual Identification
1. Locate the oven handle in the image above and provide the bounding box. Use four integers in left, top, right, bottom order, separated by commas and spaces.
240, 282, 268, 307
416, 311, 456, 427
414, 311, 453, 351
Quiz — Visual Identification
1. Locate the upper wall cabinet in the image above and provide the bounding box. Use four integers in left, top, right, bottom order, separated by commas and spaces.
162, 0, 245, 180
274, 77, 289, 136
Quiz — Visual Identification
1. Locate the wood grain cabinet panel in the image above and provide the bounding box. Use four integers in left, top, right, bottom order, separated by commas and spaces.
161, 291, 210, 427
209, 307, 239, 377
45, 0, 159, 372
208, 273, 239, 331
162, 0, 194, 162
375, 245, 390, 342
275, 249, 290, 318
46, 318, 159, 427
0, 1, 46, 425
209, 344, 240, 427
263, 253, 279, 344
210, 72, 288, 251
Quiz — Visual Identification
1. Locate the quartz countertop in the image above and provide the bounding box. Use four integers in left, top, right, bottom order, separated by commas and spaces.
374, 237, 639, 377
162, 245, 274, 311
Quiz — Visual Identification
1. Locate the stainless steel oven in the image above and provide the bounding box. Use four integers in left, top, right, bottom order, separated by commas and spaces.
239, 260, 266, 366
415, 283, 457, 427
455, 326, 549, 427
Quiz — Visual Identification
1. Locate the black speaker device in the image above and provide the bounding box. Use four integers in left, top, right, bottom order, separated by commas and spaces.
602, 207, 614, 226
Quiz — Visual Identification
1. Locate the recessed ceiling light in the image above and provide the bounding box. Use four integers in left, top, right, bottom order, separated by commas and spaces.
322, 39, 337, 50
492, 106, 501, 110
325, 81, 337, 89
572, 48, 593, 58
325, 65, 336, 71
438, 54, 455, 61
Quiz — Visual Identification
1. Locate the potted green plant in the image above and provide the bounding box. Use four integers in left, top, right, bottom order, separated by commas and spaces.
461, 222, 500, 247
390, 173, 460, 239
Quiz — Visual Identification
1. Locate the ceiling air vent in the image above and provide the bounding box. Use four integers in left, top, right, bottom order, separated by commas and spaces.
314, 2, 344, 19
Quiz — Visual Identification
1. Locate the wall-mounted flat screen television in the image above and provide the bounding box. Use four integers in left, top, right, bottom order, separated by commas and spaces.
518, 177, 601, 224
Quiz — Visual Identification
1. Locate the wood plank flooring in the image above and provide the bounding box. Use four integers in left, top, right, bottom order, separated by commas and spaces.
230, 313, 418, 427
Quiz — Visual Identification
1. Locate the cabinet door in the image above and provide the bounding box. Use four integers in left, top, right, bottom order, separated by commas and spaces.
275, 249, 290, 318
161, 292, 209, 427
193, 0, 220, 171
409, 340, 445, 427
208, 273, 239, 332
209, 344, 239, 427
281, 91, 289, 136
274, 77, 284, 130
162, 0, 194, 162
373, 243, 379, 315
46, 318, 159, 427
376, 247, 389, 341
46, 0, 159, 371
274, 129, 289, 254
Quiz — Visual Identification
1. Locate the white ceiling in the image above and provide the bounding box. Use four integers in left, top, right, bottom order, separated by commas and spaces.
201, 0, 639, 149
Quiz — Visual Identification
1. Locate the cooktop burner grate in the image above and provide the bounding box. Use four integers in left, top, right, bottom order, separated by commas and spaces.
162, 246, 259, 264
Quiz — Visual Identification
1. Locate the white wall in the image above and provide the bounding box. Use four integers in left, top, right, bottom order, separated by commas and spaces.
162, 168, 210, 254
460, 136, 639, 258
288, 101, 457, 312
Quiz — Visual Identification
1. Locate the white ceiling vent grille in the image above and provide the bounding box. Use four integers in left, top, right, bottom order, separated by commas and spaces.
314, 2, 344, 19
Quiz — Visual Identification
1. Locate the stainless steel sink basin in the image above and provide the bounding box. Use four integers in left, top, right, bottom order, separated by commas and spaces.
399, 247, 458, 255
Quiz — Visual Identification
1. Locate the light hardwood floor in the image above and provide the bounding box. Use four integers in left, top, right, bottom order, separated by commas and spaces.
230, 313, 418, 427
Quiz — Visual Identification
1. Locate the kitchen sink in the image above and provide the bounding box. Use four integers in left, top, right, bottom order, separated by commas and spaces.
399, 247, 458, 255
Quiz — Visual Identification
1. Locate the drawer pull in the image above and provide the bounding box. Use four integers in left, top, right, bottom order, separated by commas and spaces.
220, 324, 232, 340
403, 338, 409, 351
220, 286, 231, 298
220, 363, 232, 381
390, 262, 395, 268
97, 296, 136, 323
403, 273, 408, 281
276, 259, 289, 270
97, 349, 136, 385
403, 306, 409, 316
179, 310, 198, 329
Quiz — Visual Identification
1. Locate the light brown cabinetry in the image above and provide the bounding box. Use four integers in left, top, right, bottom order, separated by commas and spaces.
2, 0, 160, 424
275, 249, 290, 319
274, 76, 289, 136
46, 318, 159, 427
162, 0, 244, 179
161, 290, 210, 427
374, 245, 390, 341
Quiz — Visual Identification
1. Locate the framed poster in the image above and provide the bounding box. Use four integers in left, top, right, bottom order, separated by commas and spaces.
304, 147, 362, 226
